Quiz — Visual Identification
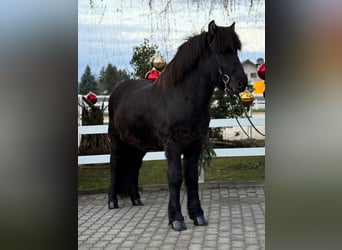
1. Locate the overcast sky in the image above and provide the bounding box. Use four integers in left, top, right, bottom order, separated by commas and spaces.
78, 0, 265, 81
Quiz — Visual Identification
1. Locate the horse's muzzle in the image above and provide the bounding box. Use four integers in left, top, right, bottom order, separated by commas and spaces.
238, 78, 248, 93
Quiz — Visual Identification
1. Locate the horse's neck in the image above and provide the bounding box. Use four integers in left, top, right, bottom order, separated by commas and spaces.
176, 66, 215, 108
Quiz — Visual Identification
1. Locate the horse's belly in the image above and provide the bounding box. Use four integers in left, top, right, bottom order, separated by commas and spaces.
117, 125, 163, 152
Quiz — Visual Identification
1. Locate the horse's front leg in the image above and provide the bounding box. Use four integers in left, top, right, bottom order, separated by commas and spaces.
183, 146, 208, 226
166, 145, 186, 231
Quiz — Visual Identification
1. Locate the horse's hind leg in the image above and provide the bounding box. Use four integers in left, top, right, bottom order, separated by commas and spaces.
122, 144, 145, 206
108, 135, 120, 209
183, 145, 208, 226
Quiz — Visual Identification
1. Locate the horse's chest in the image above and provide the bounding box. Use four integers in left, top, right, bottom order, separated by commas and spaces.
167, 119, 209, 145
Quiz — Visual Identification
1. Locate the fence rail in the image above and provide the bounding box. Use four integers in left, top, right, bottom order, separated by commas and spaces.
78, 118, 265, 165
78, 95, 265, 125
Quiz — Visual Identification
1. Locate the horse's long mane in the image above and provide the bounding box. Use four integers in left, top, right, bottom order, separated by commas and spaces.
155, 26, 241, 89
155, 32, 208, 89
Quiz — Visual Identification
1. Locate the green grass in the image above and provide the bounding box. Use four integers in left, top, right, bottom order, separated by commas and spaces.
78, 156, 264, 191
204, 157, 265, 182
252, 108, 265, 113
78, 167, 110, 191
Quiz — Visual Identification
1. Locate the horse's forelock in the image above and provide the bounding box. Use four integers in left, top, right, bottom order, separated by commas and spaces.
211, 27, 241, 53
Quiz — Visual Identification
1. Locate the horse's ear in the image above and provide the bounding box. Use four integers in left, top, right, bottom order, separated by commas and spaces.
230, 22, 236, 31
208, 20, 217, 35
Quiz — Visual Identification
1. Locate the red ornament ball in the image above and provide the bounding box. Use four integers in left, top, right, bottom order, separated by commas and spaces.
85, 92, 97, 104
145, 68, 160, 82
257, 63, 266, 80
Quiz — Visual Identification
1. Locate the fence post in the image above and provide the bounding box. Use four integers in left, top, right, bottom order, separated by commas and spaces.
198, 165, 204, 183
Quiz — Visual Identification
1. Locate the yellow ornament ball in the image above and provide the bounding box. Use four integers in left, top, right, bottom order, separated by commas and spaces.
151, 55, 167, 71
239, 90, 254, 107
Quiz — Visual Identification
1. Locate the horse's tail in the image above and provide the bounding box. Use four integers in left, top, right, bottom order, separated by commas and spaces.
108, 92, 118, 137
107, 80, 145, 198
108, 94, 113, 119
116, 154, 140, 198
108, 92, 115, 126
108, 89, 132, 198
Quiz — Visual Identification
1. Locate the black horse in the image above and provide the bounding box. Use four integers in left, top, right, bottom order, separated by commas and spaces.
108, 20, 247, 231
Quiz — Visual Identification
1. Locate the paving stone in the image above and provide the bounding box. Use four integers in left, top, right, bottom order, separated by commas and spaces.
93, 240, 109, 248
104, 244, 120, 249
78, 184, 265, 249
218, 237, 231, 244
120, 241, 135, 247
110, 237, 125, 244
246, 245, 260, 250
160, 244, 177, 249
204, 239, 218, 244
189, 243, 203, 250
135, 237, 151, 244
245, 237, 259, 245
133, 243, 148, 249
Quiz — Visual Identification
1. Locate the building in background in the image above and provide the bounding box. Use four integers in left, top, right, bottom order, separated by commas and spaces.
242, 59, 265, 96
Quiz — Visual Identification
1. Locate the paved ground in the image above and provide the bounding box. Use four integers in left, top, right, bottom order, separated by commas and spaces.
222, 111, 265, 141
78, 183, 265, 249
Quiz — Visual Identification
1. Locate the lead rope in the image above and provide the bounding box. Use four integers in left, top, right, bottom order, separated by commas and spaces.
237, 95, 265, 137
223, 77, 265, 137
224, 88, 251, 138
222, 74, 250, 137
235, 116, 250, 137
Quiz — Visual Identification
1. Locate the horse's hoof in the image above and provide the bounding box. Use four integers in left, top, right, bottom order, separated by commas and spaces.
108, 201, 119, 209
171, 220, 187, 231
131, 199, 144, 206
193, 216, 208, 226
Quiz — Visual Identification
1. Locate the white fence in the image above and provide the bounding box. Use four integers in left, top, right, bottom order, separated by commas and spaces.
78, 95, 110, 126
253, 94, 265, 110
78, 118, 265, 165
78, 95, 265, 126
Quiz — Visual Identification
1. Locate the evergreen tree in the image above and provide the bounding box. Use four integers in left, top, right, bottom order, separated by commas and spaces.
79, 65, 98, 94
98, 66, 105, 86
130, 38, 158, 79
209, 89, 243, 140
97, 63, 130, 94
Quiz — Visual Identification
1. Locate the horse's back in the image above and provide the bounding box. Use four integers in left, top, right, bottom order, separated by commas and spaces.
110, 79, 150, 103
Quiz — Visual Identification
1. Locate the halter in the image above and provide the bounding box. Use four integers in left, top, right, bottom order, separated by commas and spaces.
218, 67, 231, 94
215, 53, 232, 94
216, 56, 265, 138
